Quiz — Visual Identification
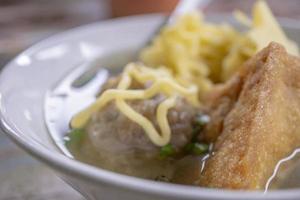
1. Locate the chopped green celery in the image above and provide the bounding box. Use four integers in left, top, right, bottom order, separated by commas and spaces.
65, 128, 85, 148
191, 113, 210, 141
185, 142, 209, 155
195, 114, 210, 127
160, 144, 175, 158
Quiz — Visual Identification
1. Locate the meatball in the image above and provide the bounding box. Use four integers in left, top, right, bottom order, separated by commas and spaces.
80, 77, 199, 179
87, 95, 198, 156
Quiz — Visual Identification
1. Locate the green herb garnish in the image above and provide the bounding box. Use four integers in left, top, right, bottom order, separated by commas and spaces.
160, 144, 175, 158
195, 114, 210, 127
185, 142, 209, 155
65, 128, 85, 148
191, 113, 210, 141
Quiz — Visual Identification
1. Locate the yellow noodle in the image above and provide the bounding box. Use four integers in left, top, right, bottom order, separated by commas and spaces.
71, 79, 198, 129
140, 1, 298, 85
116, 97, 176, 146
71, 1, 298, 147
156, 97, 177, 145
71, 63, 199, 146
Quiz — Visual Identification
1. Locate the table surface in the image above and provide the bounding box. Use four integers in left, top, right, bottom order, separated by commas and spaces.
1, 0, 299, 63
0, 0, 299, 199
0, 133, 84, 200
0, 2, 107, 199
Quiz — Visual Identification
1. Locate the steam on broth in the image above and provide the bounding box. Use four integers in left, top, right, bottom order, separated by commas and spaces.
62, 0, 300, 190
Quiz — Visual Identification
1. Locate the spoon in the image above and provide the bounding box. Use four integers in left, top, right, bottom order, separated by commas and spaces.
72, 0, 211, 88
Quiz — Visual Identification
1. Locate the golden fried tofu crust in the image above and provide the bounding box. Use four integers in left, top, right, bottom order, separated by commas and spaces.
200, 43, 300, 189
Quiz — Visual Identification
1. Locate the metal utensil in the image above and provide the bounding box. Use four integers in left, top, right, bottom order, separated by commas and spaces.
72, 0, 210, 88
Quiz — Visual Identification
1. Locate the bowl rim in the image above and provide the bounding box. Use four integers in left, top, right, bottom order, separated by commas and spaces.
1, 14, 300, 199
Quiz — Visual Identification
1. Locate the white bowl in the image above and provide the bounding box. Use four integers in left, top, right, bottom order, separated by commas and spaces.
1, 14, 300, 200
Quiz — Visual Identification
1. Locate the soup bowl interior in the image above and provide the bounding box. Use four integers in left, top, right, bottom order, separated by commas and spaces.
1, 14, 300, 200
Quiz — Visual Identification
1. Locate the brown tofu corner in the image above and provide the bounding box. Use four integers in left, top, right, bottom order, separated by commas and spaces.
200, 42, 300, 189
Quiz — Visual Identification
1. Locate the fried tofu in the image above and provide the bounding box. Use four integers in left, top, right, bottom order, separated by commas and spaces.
200, 43, 300, 189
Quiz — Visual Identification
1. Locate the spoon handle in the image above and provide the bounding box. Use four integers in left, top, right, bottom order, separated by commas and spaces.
142, 0, 210, 49
72, 0, 211, 88
168, 0, 211, 24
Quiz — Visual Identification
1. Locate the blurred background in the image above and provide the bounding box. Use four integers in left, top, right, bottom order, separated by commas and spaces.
1, 0, 300, 67
0, 0, 299, 199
